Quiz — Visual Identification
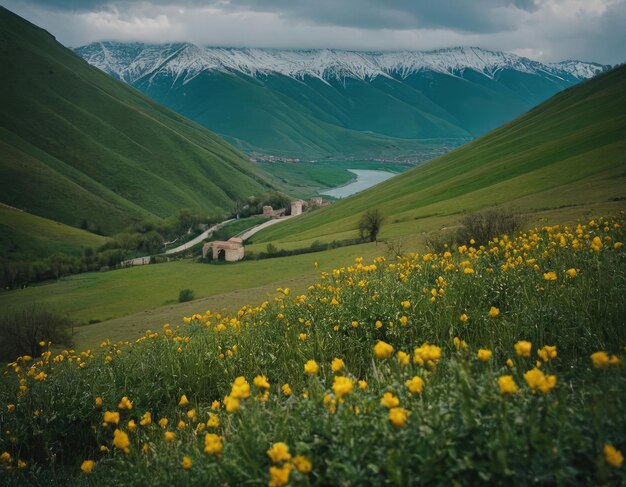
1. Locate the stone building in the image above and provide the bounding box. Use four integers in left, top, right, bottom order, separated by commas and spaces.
202, 237, 245, 262
262, 205, 286, 218
290, 199, 305, 216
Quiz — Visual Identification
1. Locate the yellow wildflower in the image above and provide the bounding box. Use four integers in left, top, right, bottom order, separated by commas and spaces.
524, 368, 557, 394
401, 300, 411, 309
231, 376, 251, 399
453, 337, 468, 350
164, 431, 175, 443
477, 349, 492, 362
591, 351, 610, 368
604, 444, 623, 468
293, 455, 312, 474
177, 421, 186, 429
178, 394, 189, 407
95, 397, 103, 407
358, 380, 368, 390
254, 375, 271, 390
488, 306, 500, 318
380, 392, 400, 409
397, 351, 410, 366
269, 464, 292, 487
498, 375, 519, 395
373, 340, 394, 359
405, 376, 424, 394
298, 333, 307, 341
181, 456, 192, 470
389, 407, 409, 427
224, 395, 240, 413
460, 313, 469, 322
103, 411, 120, 425
413, 343, 442, 367
304, 360, 319, 375
117, 396, 132, 410
127, 420, 137, 432
211, 400, 221, 410
204, 433, 223, 455
537, 345, 557, 362
207, 414, 220, 429
514, 340, 532, 357
332, 376, 354, 399
158, 418, 168, 428
112, 429, 130, 454
281, 383, 292, 396
267, 442, 291, 463
331, 358, 345, 372
140, 411, 152, 426
543, 272, 557, 281
80, 460, 95, 474
565, 268, 577, 277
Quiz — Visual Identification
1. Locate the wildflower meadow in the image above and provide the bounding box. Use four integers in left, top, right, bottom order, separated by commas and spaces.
1, 215, 625, 485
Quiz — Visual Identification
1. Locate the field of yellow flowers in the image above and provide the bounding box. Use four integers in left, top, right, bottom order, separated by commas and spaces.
1, 215, 625, 485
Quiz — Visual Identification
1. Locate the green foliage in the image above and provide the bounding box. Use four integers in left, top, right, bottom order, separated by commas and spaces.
178, 289, 194, 303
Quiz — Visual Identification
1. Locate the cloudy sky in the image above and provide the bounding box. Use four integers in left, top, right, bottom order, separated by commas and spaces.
2, 0, 625, 64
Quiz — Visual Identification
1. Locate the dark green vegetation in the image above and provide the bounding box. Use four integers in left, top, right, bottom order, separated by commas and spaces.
252, 65, 626, 248
0, 7, 280, 238
0, 306, 73, 362
1, 218, 624, 485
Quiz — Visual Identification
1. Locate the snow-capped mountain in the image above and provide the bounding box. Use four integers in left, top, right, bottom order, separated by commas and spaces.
76, 43, 607, 85
74, 42, 610, 160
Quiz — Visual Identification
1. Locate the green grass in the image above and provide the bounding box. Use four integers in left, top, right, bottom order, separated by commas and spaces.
0, 7, 283, 239
1, 215, 624, 485
0, 241, 385, 327
0, 206, 107, 260
251, 66, 626, 248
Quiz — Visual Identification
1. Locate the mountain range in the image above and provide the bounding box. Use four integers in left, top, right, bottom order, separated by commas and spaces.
75, 42, 609, 159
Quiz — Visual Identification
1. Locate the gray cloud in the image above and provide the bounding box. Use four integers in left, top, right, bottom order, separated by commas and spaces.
1, 0, 624, 64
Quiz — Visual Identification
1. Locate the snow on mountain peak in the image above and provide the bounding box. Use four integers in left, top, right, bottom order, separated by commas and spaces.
75, 43, 607, 85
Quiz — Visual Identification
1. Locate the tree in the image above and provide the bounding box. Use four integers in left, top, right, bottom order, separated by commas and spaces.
358, 208, 384, 242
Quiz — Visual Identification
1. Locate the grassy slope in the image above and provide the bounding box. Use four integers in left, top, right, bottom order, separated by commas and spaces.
0, 7, 281, 235
251, 66, 626, 248
0, 206, 108, 260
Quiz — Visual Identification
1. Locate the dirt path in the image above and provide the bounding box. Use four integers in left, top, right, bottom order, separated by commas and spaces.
237, 215, 294, 241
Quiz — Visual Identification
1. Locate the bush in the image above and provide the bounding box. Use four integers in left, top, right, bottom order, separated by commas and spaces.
0, 306, 74, 362
178, 289, 195, 303
456, 207, 524, 245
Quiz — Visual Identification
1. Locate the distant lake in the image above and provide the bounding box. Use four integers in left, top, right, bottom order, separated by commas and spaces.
321, 169, 396, 198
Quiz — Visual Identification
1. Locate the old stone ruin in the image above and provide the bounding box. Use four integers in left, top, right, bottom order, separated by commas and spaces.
202, 237, 245, 262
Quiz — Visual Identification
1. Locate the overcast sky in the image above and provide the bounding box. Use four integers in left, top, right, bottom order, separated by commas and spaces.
2, 0, 625, 64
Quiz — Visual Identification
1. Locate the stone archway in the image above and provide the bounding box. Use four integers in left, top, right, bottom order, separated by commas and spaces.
217, 249, 226, 261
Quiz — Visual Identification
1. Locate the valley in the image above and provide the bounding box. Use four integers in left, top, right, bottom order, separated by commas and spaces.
0, 4, 625, 484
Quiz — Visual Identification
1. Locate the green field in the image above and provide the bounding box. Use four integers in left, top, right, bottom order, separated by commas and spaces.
1, 216, 624, 485
0, 241, 384, 330
0, 206, 108, 260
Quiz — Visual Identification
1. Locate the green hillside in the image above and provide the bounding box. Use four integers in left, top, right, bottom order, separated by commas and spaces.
0, 7, 280, 236
252, 65, 626, 247
0, 205, 107, 260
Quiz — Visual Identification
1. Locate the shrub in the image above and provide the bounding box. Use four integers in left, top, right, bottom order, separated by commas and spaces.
456, 207, 524, 246
178, 289, 195, 303
0, 306, 74, 361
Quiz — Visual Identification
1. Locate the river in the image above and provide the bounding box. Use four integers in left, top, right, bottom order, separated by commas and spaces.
320, 169, 397, 199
